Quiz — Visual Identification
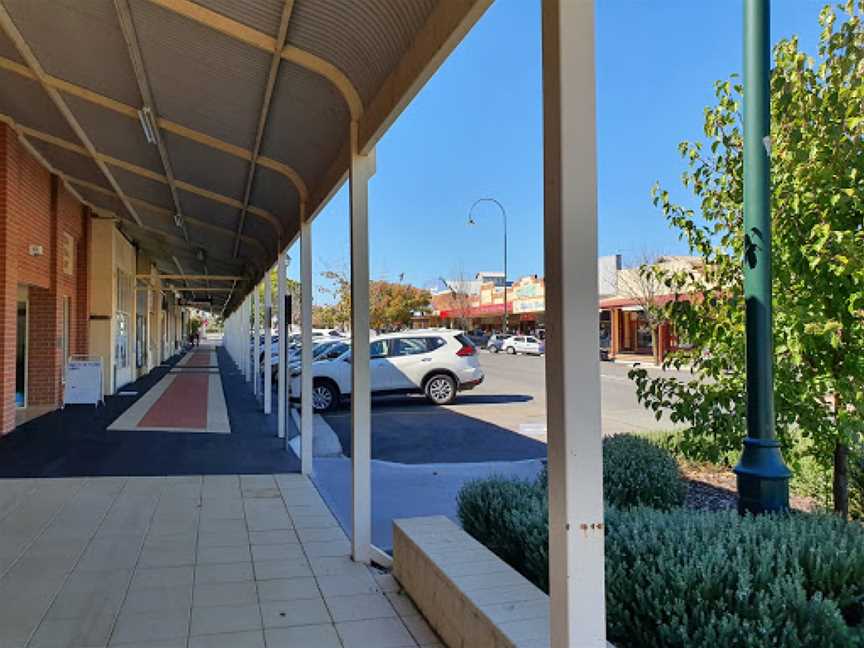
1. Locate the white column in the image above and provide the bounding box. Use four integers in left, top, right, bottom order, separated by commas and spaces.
264, 268, 273, 414
253, 286, 260, 398
300, 213, 314, 475
349, 122, 375, 564
277, 250, 287, 438
542, 1, 605, 646
244, 297, 251, 383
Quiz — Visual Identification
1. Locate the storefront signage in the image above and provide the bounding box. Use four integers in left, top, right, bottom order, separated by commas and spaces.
513, 298, 545, 314
63, 356, 103, 407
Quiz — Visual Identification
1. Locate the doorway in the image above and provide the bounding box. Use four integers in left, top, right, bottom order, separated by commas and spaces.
16, 286, 28, 408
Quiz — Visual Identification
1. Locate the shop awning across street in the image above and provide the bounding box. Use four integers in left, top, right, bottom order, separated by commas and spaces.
0, 1, 608, 645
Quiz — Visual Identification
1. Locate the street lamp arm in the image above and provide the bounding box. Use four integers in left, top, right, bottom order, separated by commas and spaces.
466, 197, 509, 333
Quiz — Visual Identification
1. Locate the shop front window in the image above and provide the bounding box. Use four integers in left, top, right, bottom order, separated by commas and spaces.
636, 314, 653, 350
599, 310, 611, 349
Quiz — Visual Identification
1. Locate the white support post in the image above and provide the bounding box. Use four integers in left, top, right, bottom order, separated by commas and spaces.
277, 251, 287, 439
253, 286, 261, 398
542, 1, 606, 646
244, 297, 251, 383
264, 268, 273, 415
300, 211, 313, 475
349, 122, 375, 564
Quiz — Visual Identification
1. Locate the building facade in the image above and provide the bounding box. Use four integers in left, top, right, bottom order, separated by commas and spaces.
0, 123, 190, 435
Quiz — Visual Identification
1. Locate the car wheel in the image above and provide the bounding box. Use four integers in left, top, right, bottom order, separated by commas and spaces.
425, 374, 456, 405
489, 346, 498, 354
312, 380, 338, 412
506, 346, 516, 355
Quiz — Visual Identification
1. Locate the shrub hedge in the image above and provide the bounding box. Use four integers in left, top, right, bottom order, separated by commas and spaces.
534, 434, 687, 510
601, 434, 687, 509
605, 508, 864, 647
456, 434, 864, 646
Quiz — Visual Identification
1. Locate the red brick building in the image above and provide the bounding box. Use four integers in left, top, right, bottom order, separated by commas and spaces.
0, 123, 190, 436
0, 124, 91, 433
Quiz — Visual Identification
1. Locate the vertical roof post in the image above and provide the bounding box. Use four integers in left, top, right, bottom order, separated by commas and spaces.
300, 206, 314, 475
542, 0, 606, 645
350, 121, 374, 564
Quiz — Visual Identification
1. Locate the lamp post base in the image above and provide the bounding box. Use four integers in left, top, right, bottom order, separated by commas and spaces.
734, 436, 791, 514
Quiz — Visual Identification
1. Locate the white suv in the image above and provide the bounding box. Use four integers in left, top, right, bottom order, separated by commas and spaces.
502, 335, 545, 355
289, 330, 484, 412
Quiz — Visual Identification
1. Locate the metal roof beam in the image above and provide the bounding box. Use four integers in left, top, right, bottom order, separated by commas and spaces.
143, 0, 363, 120
114, 0, 189, 242
234, 0, 295, 258
0, 3, 145, 227
0, 113, 283, 238
137, 274, 243, 281
60, 174, 269, 258
0, 55, 307, 198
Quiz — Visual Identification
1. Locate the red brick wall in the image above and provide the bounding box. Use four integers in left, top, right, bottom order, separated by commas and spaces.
0, 125, 16, 433
0, 123, 90, 432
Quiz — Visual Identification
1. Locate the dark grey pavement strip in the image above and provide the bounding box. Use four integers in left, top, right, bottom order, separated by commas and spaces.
0, 347, 299, 477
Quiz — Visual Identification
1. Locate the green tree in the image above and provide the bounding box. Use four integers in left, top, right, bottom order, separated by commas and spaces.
630, 1, 864, 516
316, 269, 430, 332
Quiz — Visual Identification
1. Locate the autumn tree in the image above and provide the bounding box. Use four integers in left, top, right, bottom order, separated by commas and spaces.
316, 268, 430, 332
630, 2, 864, 516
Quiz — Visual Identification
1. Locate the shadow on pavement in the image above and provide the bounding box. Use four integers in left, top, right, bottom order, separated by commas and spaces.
0, 347, 299, 478
324, 400, 547, 464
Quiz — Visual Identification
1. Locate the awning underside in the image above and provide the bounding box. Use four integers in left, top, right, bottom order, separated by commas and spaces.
0, 0, 488, 313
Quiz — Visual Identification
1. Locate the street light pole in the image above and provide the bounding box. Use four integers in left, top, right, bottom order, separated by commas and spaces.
468, 198, 508, 334
734, 0, 790, 514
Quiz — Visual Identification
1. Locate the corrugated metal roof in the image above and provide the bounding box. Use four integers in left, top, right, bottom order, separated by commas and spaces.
262, 61, 348, 187
249, 165, 299, 230
130, 0, 268, 150
191, 0, 285, 37
27, 139, 110, 189
163, 131, 248, 202
72, 184, 125, 215
287, 0, 438, 103
63, 94, 164, 174
0, 0, 485, 313
111, 167, 175, 211
0, 71, 77, 141
177, 190, 241, 232
0, 24, 22, 62
3, 0, 142, 106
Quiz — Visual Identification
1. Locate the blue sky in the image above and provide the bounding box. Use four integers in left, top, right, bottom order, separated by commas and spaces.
289, 0, 826, 295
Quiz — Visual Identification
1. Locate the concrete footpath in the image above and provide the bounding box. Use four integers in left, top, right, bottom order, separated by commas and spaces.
312, 456, 544, 551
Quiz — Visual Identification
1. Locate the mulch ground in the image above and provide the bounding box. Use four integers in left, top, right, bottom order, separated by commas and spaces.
682, 463, 817, 512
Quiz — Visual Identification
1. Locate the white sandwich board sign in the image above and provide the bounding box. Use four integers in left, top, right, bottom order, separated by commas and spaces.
63, 355, 104, 407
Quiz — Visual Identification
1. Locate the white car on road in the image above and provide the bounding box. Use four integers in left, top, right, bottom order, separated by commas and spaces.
502, 335, 545, 356
289, 330, 484, 412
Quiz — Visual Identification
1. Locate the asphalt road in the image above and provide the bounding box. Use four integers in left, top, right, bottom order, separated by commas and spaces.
323, 352, 691, 463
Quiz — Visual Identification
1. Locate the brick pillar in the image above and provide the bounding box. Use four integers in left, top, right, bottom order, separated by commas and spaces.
76, 207, 91, 356
0, 124, 17, 433
26, 176, 61, 407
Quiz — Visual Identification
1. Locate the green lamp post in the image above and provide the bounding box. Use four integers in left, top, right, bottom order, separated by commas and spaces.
733, 0, 791, 513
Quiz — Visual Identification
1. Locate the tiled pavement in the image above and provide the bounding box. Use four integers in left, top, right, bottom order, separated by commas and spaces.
0, 474, 442, 648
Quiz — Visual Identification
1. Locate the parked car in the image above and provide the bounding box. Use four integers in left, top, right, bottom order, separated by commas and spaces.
502, 335, 544, 355
289, 330, 484, 412
486, 334, 507, 353
287, 339, 351, 374
261, 339, 350, 381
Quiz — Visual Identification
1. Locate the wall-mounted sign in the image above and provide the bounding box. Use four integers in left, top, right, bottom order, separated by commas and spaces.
61, 233, 75, 276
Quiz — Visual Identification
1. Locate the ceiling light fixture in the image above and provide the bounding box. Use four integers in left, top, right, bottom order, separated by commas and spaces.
138, 106, 157, 145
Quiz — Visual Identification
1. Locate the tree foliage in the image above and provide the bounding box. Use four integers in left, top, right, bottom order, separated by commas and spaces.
312, 269, 430, 331
629, 1, 864, 514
